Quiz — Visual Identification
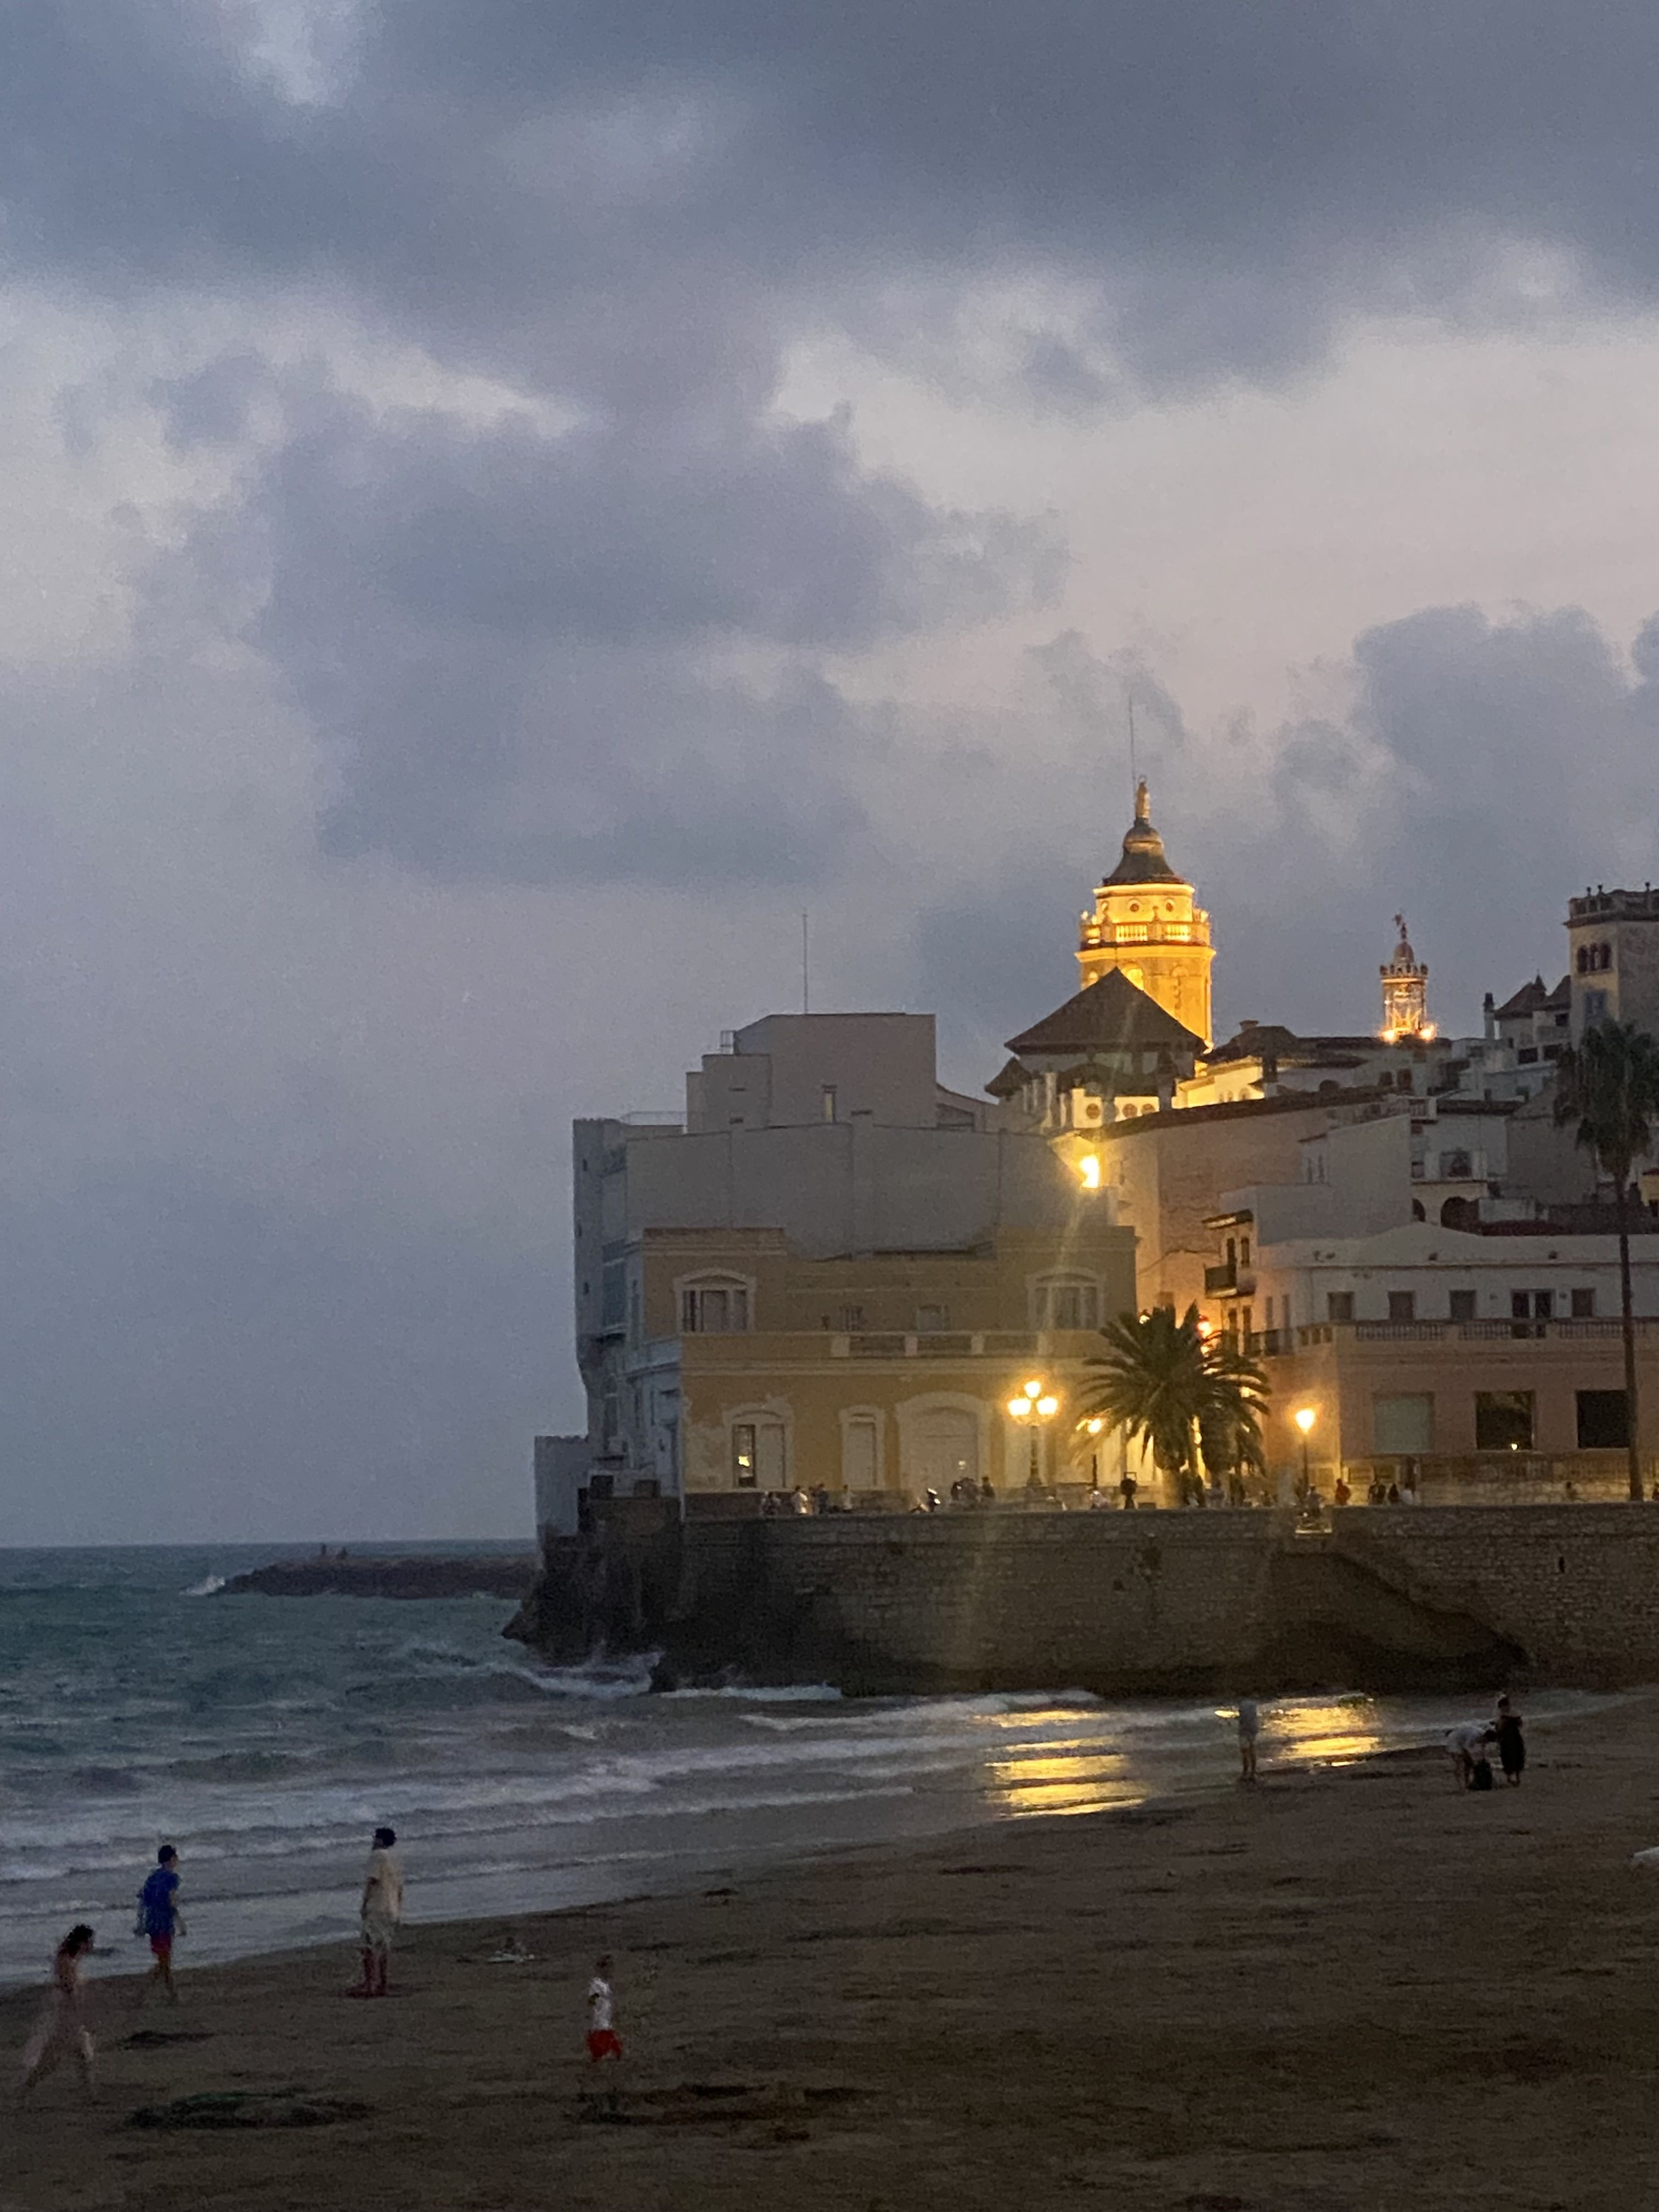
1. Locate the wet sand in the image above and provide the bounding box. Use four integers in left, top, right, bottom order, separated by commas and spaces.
7, 1695, 1659, 2211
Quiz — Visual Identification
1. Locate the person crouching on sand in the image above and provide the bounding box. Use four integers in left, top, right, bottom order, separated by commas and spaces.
20, 1925, 97, 2105
351, 1826, 404, 1998
586, 1955, 623, 2063
134, 1844, 186, 2008
1446, 1720, 1496, 1788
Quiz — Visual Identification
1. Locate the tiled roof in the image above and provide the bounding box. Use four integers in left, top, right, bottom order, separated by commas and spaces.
1005, 969, 1204, 1058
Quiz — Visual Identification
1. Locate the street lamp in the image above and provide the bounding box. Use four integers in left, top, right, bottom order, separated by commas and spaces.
1007, 1379, 1060, 1487
1294, 1405, 1316, 1499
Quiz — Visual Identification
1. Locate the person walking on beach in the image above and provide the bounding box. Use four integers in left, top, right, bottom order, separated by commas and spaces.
586, 1955, 623, 2064
1237, 1696, 1260, 1782
134, 1845, 185, 2008
19, 1925, 97, 2105
350, 1826, 404, 1998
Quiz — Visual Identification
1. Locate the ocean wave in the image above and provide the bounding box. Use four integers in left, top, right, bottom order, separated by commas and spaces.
182, 1574, 227, 1598
165, 1750, 314, 1784
665, 1681, 844, 1705
69, 1766, 146, 1797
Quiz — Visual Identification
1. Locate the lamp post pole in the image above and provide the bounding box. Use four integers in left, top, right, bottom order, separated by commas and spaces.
1294, 1407, 1317, 1509
1007, 1380, 1060, 1494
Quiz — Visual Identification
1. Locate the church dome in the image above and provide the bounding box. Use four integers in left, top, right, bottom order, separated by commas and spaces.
1103, 779, 1184, 886
1386, 915, 1421, 972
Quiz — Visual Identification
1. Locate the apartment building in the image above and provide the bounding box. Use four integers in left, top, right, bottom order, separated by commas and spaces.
570, 1012, 1135, 1515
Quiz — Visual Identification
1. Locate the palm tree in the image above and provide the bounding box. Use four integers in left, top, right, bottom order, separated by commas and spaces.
1553, 1020, 1659, 1500
1076, 1304, 1269, 1506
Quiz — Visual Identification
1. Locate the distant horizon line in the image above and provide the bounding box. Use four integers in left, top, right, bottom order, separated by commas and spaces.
0, 1533, 535, 1553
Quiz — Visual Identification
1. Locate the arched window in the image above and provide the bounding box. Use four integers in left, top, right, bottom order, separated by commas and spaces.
678, 1275, 752, 1333
1030, 1274, 1102, 1330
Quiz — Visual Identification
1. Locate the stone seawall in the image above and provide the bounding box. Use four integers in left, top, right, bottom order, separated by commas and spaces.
511, 1505, 1659, 1693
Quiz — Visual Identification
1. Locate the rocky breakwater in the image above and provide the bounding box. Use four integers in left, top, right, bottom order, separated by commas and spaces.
225, 1554, 538, 1601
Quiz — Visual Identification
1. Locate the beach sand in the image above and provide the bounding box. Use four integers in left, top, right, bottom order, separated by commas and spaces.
7, 1696, 1658, 2211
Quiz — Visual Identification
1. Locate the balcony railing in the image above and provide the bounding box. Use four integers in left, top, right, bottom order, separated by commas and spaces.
1204, 1261, 1237, 1293
1251, 1317, 1659, 1355
1081, 919, 1210, 949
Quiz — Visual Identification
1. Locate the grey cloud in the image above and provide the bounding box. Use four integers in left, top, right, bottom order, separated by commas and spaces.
1216, 601, 1659, 1027
11, 3, 1659, 404
916, 603, 1659, 1060
151, 352, 272, 450
151, 375, 1056, 886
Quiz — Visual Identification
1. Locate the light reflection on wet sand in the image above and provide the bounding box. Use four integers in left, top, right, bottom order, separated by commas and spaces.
974, 1695, 1404, 1819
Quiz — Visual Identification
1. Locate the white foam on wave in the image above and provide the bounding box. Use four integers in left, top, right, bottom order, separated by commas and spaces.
665, 1681, 844, 1705
182, 1574, 227, 1598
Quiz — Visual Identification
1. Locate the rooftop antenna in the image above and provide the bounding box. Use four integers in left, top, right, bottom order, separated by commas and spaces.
802, 911, 810, 1015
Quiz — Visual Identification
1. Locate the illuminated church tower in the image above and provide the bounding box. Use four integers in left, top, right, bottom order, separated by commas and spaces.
1077, 781, 1214, 1048
1380, 915, 1432, 1041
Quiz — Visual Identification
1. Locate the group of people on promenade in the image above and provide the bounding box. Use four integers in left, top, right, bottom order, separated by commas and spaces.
18, 1822, 624, 2106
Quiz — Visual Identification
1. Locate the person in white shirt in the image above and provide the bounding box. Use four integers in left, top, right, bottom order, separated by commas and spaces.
1446, 1721, 1494, 1788
586, 1955, 623, 2063
351, 1826, 404, 1998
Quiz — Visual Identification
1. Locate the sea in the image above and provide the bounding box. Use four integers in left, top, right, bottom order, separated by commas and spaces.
0, 1544, 1605, 1989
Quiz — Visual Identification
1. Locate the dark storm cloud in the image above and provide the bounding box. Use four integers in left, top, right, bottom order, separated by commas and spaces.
150, 375, 1059, 883
11, 2, 1659, 400
19, 1, 1659, 889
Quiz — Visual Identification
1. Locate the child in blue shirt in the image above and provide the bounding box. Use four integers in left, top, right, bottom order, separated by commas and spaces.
134, 1844, 187, 2007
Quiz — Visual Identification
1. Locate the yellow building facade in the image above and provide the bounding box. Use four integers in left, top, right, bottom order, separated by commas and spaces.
630, 1222, 1136, 1500
1076, 780, 1214, 1048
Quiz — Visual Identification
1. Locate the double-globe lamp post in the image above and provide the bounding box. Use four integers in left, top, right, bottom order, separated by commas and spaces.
1007, 1378, 1059, 1487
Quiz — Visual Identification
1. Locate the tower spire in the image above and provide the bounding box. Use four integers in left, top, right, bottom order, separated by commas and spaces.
1076, 785, 1214, 1047
1380, 915, 1432, 1041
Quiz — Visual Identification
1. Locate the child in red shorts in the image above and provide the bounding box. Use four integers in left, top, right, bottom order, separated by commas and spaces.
586, 1955, 622, 2062
134, 1844, 187, 2008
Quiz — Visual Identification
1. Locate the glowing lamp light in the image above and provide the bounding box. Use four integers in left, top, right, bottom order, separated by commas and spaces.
1084, 1417, 1105, 1436
1294, 1406, 1317, 1436
1036, 1396, 1059, 1418
1024, 1378, 1043, 1398
1007, 1395, 1032, 1419
1079, 1153, 1102, 1190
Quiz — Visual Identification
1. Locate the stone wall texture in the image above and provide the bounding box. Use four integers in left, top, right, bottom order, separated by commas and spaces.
682, 1506, 1659, 1692
515, 1504, 1659, 1693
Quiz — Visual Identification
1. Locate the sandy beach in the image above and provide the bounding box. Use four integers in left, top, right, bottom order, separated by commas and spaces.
7, 1695, 1658, 2211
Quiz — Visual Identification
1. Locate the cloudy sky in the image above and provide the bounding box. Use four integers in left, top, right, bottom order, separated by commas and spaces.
5, 2, 1659, 1541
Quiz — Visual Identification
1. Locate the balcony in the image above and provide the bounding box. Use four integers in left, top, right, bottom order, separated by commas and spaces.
1250, 1317, 1659, 1356
1204, 1261, 1236, 1293
1080, 918, 1210, 949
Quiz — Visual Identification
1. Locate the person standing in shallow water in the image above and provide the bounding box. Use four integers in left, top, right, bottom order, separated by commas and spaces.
1236, 1696, 1260, 1782
19, 1925, 97, 2104
134, 1844, 185, 2008
350, 1826, 404, 1998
